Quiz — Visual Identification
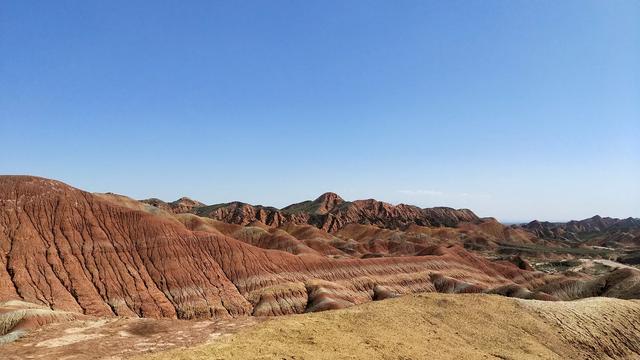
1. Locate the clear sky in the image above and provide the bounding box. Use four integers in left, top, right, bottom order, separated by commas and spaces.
1, 1, 638, 222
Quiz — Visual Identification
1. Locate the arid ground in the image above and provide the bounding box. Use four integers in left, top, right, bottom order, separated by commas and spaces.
4, 293, 640, 359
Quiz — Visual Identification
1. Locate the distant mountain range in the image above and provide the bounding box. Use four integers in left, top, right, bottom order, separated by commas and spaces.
142, 192, 479, 232
141, 192, 640, 250
523, 215, 640, 247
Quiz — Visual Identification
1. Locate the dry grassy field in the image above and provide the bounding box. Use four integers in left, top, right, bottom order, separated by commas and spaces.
140, 293, 640, 360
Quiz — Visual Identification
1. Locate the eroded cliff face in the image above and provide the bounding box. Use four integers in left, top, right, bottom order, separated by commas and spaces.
2, 176, 639, 321
0, 176, 251, 319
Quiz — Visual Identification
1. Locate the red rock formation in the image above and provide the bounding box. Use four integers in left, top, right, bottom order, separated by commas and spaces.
522, 216, 640, 248
0, 176, 250, 319
281, 192, 345, 215
0, 300, 85, 344
2, 176, 639, 323
196, 202, 287, 227
140, 197, 205, 214
194, 192, 479, 233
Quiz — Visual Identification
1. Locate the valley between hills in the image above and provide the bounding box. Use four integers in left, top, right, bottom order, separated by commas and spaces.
2, 175, 640, 359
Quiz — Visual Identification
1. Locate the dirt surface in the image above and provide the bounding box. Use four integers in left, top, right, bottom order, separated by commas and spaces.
2, 315, 258, 360
3, 293, 640, 359
140, 293, 640, 360
522, 297, 640, 358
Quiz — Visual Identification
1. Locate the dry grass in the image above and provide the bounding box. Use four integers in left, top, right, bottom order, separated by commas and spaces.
140, 293, 640, 360
522, 297, 640, 358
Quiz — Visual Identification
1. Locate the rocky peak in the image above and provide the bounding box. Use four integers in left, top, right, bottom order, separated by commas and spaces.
171, 197, 205, 208
312, 192, 345, 213
140, 198, 171, 211
141, 196, 205, 214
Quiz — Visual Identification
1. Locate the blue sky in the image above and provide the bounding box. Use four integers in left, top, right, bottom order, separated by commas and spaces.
1, 1, 638, 222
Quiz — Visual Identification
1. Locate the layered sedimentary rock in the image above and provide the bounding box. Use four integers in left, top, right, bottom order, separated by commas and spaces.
523, 215, 640, 248
148, 192, 479, 233
1, 176, 639, 323
0, 300, 83, 344
0, 177, 251, 319
140, 197, 205, 214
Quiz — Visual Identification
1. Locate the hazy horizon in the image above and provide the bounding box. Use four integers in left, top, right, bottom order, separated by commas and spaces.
2, 1, 638, 222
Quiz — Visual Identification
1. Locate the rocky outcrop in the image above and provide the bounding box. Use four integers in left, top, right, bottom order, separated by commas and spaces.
193, 192, 479, 233
195, 202, 287, 227
140, 197, 205, 214
523, 216, 640, 247
524, 216, 640, 236
282, 192, 345, 215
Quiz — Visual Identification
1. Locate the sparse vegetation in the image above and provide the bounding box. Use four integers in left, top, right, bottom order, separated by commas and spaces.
139, 293, 640, 360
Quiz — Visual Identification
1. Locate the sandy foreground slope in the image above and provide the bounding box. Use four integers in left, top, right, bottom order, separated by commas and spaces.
139, 293, 640, 360
3, 293, 640, 359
